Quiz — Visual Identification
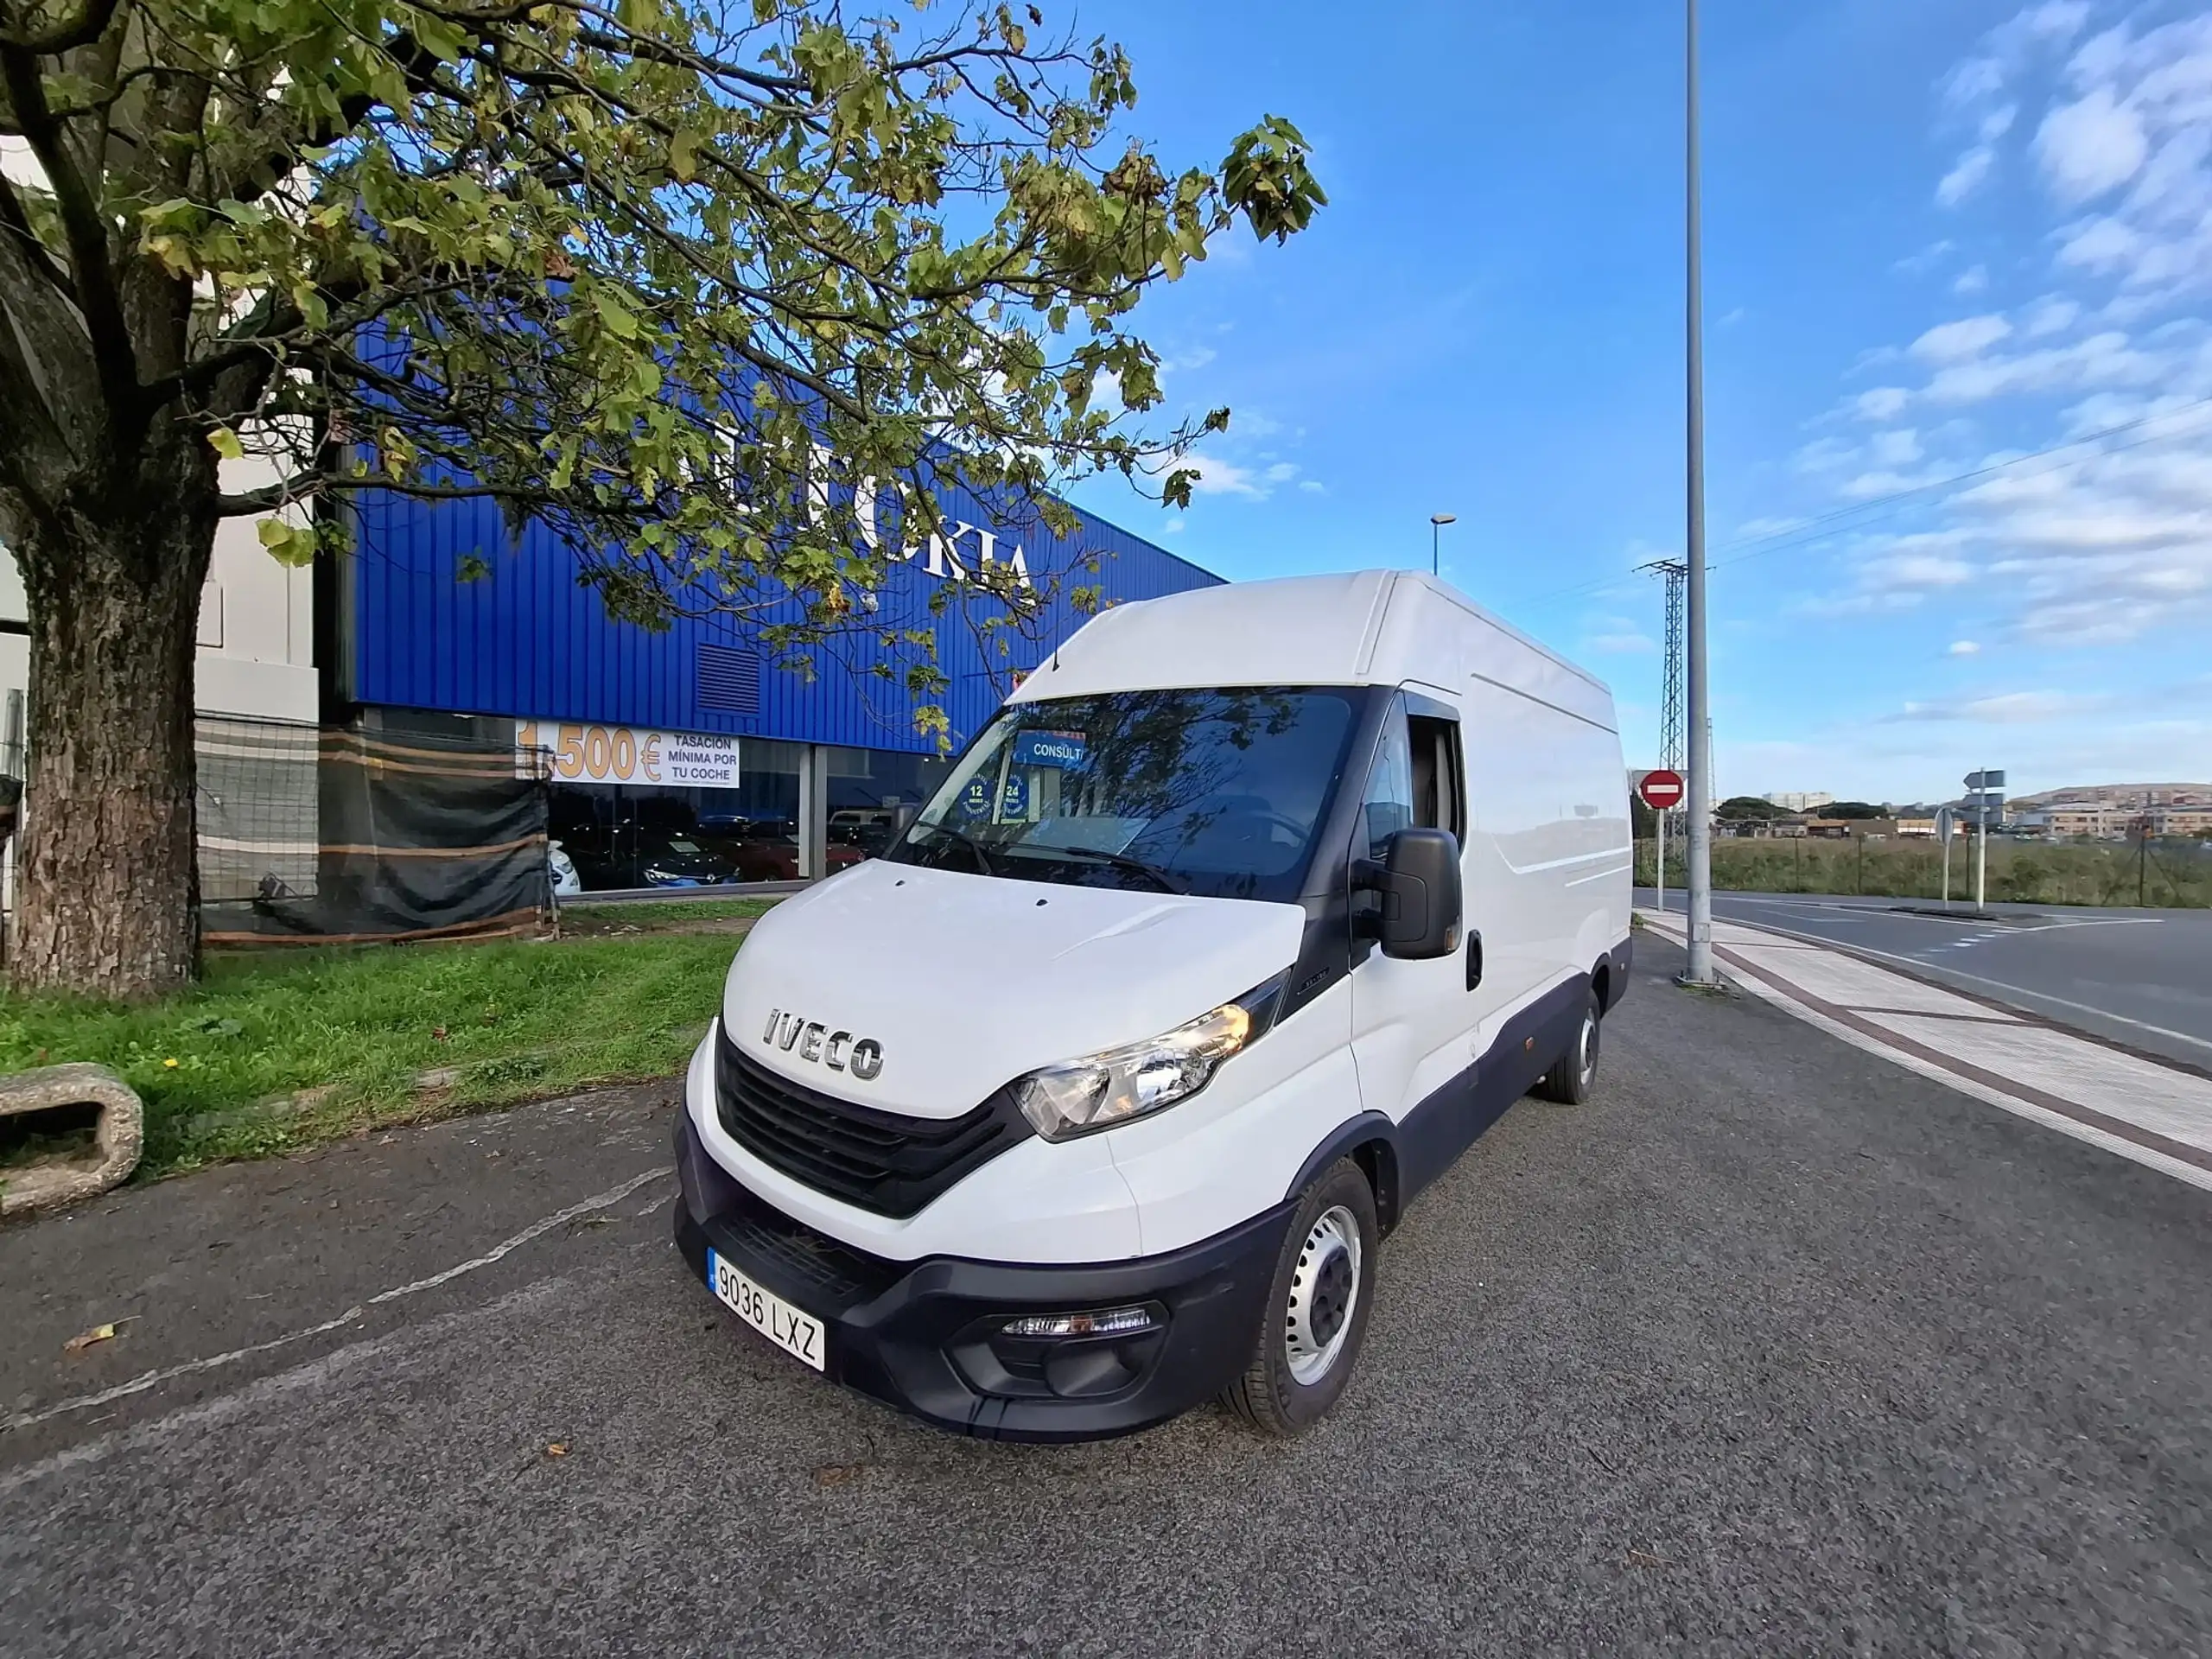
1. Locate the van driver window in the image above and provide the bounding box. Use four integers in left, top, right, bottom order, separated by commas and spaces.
1362, 712, 1414, 860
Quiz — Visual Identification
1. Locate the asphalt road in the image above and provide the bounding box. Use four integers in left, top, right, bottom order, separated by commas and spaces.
1639, 887, 2212, 1072
4, 937, 2209, 1656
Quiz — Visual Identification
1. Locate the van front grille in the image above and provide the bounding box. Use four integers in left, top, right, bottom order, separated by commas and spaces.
713, 1027, 1030, 1218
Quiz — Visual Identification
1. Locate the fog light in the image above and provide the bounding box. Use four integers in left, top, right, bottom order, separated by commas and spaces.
1001, 1306, 1158, 1339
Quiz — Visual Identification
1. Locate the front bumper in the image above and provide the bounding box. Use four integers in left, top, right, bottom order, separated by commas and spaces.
673, 1109, 1287, 1442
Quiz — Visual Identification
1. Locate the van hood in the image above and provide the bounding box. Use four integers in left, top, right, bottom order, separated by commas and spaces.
722, 859, 1307, 1119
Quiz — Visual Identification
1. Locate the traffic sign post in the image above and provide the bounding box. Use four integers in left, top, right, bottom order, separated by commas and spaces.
1637, 771, 1686, 917
1964, 770, 2005, 912
1935, 806, 1955, 911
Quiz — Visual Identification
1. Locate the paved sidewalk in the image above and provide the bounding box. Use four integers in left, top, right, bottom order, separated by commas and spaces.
1638, 907, 2212, 1194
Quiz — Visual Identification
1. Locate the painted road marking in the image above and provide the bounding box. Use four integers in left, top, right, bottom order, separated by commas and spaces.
1698, 914, 2212, 1058
1639, 910, 2212, 1193
2, 1165, 673, 1437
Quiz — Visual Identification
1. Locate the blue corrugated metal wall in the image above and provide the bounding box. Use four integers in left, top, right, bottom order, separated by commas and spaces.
345, 476, 1219, 753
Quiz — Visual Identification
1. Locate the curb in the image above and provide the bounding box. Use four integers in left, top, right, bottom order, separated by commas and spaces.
0, 1063, 143, 1217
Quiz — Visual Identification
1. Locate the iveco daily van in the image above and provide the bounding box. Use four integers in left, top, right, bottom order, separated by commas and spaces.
672, 570, 1634, 1440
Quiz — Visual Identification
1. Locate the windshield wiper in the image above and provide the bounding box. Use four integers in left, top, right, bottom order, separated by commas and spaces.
916, 823, 997, 875
1059, 845, 1186, 894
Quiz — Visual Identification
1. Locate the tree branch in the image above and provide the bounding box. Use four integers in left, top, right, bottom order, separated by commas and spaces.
0, 0, 122, 54
0, 35, 140, 428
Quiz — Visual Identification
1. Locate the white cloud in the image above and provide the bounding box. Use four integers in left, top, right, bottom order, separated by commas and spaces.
2036, 85, 2150, 203
1894, 239, 1958, 275
1182, 457, 1267, 499
1297, 480, 1325, 494
1782, 0, 2212, 653
1179, 452, 1305, 502
1890, 690, 2102, 724
1912, 314, 2013, 363
1872, 550, 1975, 589
2024, 295, 2080, 335
1954, 264, 1990, 296
1920, 329, 2166, 404
1869, 429, 1924, 467
1583, 617, 1657, 656
1938, 147, 1998, 207
1162, 517, 1185, 535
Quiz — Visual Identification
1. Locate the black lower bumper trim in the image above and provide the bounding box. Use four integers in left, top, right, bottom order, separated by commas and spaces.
673, 1109, 1287, 1442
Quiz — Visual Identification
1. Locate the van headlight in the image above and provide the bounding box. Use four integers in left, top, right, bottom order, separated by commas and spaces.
1011, 975, 1287, 1142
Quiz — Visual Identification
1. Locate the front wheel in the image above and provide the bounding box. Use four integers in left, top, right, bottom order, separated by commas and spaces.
1534, 989, 1601, 1104
1220, 1159, 1379, 1438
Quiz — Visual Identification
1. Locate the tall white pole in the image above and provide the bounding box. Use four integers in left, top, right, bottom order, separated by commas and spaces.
1683, 0, 1717, 983
1976, 784, 1989, 912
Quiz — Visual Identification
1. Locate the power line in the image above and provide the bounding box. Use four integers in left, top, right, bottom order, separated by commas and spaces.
1510, 392, 2212, 608
1710, 393, 2212, 565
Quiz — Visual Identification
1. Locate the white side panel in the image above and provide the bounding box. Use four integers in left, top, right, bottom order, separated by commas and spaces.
687, 1026, 1147, 1264
1462, 677, 1631, 1004
1367, 575, 1618, 732
1103, 978, 1358, 1255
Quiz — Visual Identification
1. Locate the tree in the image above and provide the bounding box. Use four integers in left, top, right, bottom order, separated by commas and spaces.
0, 0, 1324, 997
1826, 801, 1886, 820
1716, 795, 1781, 822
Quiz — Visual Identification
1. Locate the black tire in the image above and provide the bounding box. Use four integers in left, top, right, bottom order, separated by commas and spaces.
1534, 988, 1601, 1104
1220, 1158, 1379, 1438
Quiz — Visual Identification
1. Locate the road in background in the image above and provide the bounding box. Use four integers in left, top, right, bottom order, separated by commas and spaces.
1638, 887, 2212, 1071
5, 938, 2209, 1655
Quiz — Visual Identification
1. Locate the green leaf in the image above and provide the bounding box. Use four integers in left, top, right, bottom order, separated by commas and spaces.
207, 428, 245, 462
591, 289, 639, 340
257, 518, 317, 568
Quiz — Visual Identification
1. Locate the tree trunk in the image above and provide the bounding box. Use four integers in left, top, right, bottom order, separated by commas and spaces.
10, 444, 218, 1000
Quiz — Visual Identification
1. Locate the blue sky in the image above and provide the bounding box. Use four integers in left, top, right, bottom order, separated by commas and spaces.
1060, 0, 2212, 804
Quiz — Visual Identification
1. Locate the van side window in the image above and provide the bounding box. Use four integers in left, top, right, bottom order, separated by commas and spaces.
1408, 714, 1465, 841
1361, 711, 1414, 861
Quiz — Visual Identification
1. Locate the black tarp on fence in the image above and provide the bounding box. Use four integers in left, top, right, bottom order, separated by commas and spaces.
198, 724, 550, 945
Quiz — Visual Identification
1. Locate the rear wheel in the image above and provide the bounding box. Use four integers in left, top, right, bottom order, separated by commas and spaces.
1535, 988, 1601, 1104
1220, 1159, 1378, 1438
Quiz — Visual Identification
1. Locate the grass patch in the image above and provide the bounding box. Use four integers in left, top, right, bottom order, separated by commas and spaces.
1637, 836, 2212, 907
557, 896, 781, 933
0, 934, 747, 1179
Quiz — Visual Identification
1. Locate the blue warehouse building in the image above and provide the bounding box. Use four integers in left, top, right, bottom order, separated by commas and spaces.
333, 470, 1220, 892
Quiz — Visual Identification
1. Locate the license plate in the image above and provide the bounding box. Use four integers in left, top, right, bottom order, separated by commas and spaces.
706, 1249, 826, 1372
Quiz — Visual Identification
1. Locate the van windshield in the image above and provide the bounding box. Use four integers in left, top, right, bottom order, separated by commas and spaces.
888, 688, 1364, 902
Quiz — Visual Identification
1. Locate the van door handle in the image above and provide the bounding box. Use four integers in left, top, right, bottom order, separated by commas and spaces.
1465, 930, 1484, 991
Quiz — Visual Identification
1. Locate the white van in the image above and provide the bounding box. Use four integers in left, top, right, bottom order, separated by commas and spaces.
673, 571, 1634, 1440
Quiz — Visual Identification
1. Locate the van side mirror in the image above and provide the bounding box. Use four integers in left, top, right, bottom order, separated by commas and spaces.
1363, 828, 1464, 960
891, 802, 920, 838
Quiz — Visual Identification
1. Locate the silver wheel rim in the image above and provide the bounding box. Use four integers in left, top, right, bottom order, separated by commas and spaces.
1578, 1011, 1599, 1087
1284, 1205, 1362, 1386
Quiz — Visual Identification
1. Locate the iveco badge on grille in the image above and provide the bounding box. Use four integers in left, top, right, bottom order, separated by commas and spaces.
761, 1009, 883, 1080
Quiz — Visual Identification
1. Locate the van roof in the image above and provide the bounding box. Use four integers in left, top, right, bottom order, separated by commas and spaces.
1010, 570, 1617, 731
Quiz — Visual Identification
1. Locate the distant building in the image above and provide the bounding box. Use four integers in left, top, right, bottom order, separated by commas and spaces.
2012, 782, 2212, 812
1764, 791, 1834, 812
2151, 806, 2212, 836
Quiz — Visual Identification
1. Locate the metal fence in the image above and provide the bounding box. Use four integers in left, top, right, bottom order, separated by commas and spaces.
0, 717, 552, 948
196, 715, 321, 904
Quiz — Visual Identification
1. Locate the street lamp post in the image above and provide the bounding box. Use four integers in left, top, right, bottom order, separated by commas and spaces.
1681, 0, 1717, 986
1430, 512, 1456, 577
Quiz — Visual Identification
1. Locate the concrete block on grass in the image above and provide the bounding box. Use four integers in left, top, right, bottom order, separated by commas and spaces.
0, 1063, 143, 1218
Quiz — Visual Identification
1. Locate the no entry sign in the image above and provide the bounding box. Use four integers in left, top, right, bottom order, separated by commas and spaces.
1637, 769, 1685, 811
